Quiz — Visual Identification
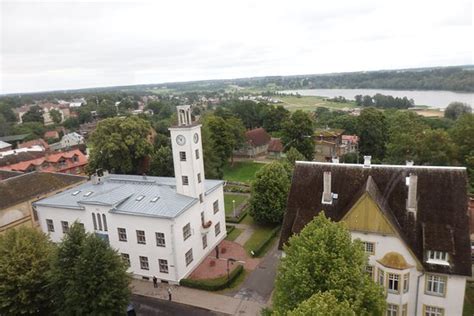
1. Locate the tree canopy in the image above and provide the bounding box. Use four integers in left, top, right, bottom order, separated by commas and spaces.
357, 108, 387, 161
273, 213, 385, 315
22, 105, 44, 124
285, 292, 355, 316
281, 110, 314, 160
444, 102, 472, 120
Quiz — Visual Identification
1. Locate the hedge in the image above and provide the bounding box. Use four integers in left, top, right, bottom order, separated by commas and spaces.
179, 265, 244, 291
226, 225, 235, 235
251, 226, 281, 257
225, 210, 248, 223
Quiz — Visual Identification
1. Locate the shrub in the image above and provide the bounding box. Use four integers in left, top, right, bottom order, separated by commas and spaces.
180, 265, 244, 291
251, 226, 281, 257
225, 210, 248, 223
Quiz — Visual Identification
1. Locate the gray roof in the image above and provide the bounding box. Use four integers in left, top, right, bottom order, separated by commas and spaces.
34, 174, 223, 219
0, 141, 11, 149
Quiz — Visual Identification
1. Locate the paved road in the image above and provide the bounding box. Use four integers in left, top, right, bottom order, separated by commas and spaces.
229, 241, 281, 304
131, 294, 228, 316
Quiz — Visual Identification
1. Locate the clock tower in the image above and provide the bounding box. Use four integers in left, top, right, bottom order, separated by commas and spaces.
168, 105, 206, 199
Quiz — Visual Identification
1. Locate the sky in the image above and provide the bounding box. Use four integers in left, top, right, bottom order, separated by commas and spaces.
0, 0, 472, 94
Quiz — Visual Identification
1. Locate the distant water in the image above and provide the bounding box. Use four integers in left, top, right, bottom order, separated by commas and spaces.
280, 89, 474, 109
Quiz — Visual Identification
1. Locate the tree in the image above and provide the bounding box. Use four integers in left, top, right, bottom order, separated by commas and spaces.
0, 227, 54, 315
415, 129, 456, 165
225, 116, 246, 165
357, 108, 387, 161
286, 292, 355, 316
249, 162, 290, 225
282, 110, 314, 160
263, 105, 290, 132
97, 99, 117, 118
201, 122, 223, 179
63, 117, 80, 130
50, 224, 130, 315
273, 213, 385, 315
203, 115, 235, 168
49, 109, 62, 124
450, 113, 474, 165
149, 146, 174, 177
285, 147, 306, 167
444, 102, 472, 120
361, 95, 373, 107
22, 105, 44, 124
0, 102, 17, 122
88, 116, 154, 174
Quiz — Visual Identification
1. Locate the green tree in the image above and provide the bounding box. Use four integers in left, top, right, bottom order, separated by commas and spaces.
225, 116, 246, 165
249, 162, 290, 225
357, 108, 387, 161
149, 146, 174, 177
282, 110, 314, 160
285, 292, 355, 316
50, 224, 130, 315
450, 113, 474, 165
22, 105, 44, 124
415, 129, 456, 166
273, 213, 385, 315
49, 109, 62, 124
88, 116, 154, 174
0, 102, 17, 122
285, 147, 306, 167
444, 102, 472, 120
203, 115, 235, 168
97, 100, 117, 118
201, 122, 223, 179
63, 117, 80, 130
263, 105, 290, 132
0, 227, 54, 315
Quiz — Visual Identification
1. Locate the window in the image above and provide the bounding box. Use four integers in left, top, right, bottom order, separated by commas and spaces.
46, 219, 54, 232
213, 200, 219, 214
61, 221, 69, 233
365, 265, 374, 279
136, 230, 146, 244
118, 228, 127, 242
180, 151, 186, 161
183, 223, 191, 241
426, 251, 449, 265
156, 232, 166, 247
140, 256, 149, 270
378, 268, 385, 286
403, 273, 410, 293
159, 259, 169, 273
102, 214, 107, 231
97, 213, 103, 231
202, 234, 208, 249
121, 253, 130, 267
185, 249, 194, 266
136, 195, 145, 201
363, 241, 375, 254
72, 190, 81, 196
195, 149, 199, 159
386, 304, 398, 316
215, 222, 221, 237
151, 196, 159, 202
425, 274, 446, 296
84, 191, 93, 197
388, 273, 400, 293
92, 213, 97, 230
199, 193, 203, 203
197, 173, 201, 183
182, 176, 189, 185
424, 305, 444, 316
401, 304, 408, 316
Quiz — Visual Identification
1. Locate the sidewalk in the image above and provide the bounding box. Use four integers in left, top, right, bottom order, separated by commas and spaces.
131, 278, 265, 315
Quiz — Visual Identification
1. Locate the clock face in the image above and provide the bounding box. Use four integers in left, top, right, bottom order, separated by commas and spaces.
176, 135, 186, 146
193, 133, 199, 144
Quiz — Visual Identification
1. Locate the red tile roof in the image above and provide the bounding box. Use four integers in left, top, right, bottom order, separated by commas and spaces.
268, 138, 283, 153
245, 128, 271, 147
18, 139, 50, 150
44, 131, 59, 139
342, 135, 359, 143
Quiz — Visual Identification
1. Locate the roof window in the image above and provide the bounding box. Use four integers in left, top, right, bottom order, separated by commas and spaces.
72, 190, 81, 196
136, 195, 145, 201
83, 191, 93, 197
426, 250, 449, 266
150, 196, 159, 202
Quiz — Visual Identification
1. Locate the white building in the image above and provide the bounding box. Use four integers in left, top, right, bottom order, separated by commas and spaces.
34, 105, 226, 283
60, 132, 85, 148
279, 158, 471, 316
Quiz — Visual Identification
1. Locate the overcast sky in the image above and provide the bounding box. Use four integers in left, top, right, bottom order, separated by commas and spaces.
0, 0, 472, 94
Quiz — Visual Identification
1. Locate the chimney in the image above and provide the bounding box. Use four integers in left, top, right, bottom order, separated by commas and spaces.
406, 173, 418, 215
406, 160, 414, 166
332, 157, 339, 164
363, 156, 371, 168
322, 171, 332, 204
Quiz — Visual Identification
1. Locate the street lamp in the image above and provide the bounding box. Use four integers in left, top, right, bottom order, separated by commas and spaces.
227, 258, 237, 282
232, 199, 236, 218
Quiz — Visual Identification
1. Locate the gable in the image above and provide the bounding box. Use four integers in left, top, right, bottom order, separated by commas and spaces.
342, 193, 396, 235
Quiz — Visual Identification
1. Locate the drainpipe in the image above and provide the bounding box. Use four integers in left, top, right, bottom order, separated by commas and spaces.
170, 222, 179, 283
414, 272, 424, 316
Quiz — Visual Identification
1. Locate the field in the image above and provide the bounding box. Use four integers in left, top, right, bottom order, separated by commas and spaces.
225, 227, 243, 242
223, 162, 264, 183
224, 194, 248, 217
243, 222, 278, 256
276, 95, 357, 111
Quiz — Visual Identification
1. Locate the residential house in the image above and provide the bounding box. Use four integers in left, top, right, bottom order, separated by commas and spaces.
0, 145, 45, 159
79, 121, 98, 138
313, 128, 345, 162
340, 135, 359, 156
0, 134, 29, 148
18, 138, 50, 151
235, 127, 271, 158
34, 105, 226, 283
44, 130, 60, 140
0, 141, 12, 152
60, 132, 85, 148
267, 138, 284, 159
0, 149, 88, 174
279, 158, 471, 316
69, 98, 86, 108
0, 172, 86, 234
16, 103, 70, 125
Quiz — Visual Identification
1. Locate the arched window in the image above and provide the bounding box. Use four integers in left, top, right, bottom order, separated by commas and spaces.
97, 213, 103, 231
92, 213, 97, 230
102, 214, 108, 231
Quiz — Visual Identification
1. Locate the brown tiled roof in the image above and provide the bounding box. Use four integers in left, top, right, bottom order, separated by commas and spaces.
0, 151, 45, 167
0, 170, 22, 180
268, 138, 283, 153
0, 172, 86, 209
245, 128, 271, 147
279, 162, 471, 276
18, 139, 50, 150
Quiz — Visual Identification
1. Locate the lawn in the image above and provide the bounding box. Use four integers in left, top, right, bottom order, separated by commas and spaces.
223, 162, 264, 183
277, 95, 357, 111
225, 227, 243, 242
224, 194, 249, 216
243, 224, 278, 256
464, 281, 474, 316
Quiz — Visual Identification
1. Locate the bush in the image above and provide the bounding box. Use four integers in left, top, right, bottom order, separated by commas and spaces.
251, 226, 281, 257
226, 210, 248, 223
180, 265, 244, 291
226, 225, 235, 234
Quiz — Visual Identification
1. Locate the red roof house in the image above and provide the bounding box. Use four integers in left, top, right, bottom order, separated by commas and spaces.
234, 128, 271, 157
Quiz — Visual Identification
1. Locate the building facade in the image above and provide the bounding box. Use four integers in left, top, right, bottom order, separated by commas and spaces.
279, 159, 471, 316
34, 105, 226, 283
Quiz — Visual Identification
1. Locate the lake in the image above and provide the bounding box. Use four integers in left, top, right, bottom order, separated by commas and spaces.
280, 89, 474, 109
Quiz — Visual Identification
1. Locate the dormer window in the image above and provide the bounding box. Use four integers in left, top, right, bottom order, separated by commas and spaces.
426, 250, 449, 265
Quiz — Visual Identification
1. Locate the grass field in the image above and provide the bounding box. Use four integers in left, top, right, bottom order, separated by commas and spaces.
223, 162, 264, 183
224, 194, 248, 216
277, 95, 357, 111
464, 281, 474, 316
225, 227, 243, 242
243, 224, 277, 255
